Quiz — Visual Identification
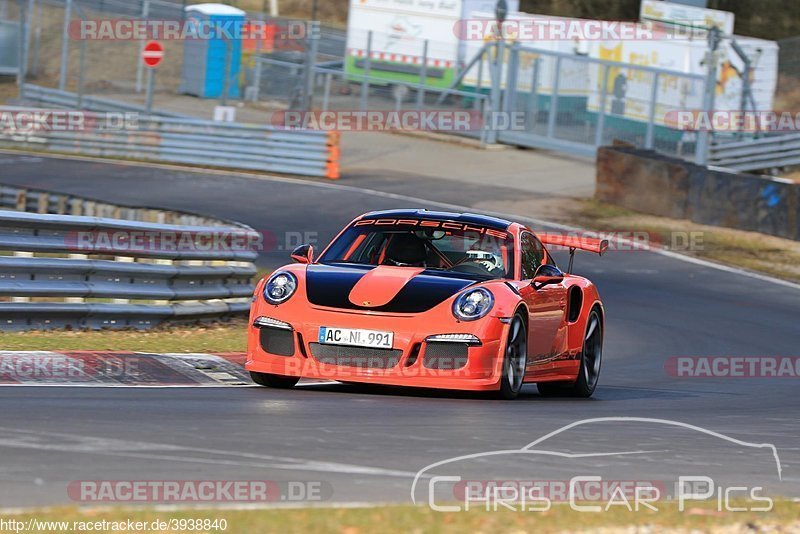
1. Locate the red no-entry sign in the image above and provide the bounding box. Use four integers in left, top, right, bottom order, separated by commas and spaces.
142, 41, 164, 68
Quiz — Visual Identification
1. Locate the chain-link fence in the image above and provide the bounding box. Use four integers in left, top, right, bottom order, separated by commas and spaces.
10, 0, 345, 111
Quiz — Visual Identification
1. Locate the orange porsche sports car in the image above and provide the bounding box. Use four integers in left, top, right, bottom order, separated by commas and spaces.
246, 210, 608, 399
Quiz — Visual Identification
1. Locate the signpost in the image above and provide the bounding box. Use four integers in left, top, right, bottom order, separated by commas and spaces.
142, 40, 164, 115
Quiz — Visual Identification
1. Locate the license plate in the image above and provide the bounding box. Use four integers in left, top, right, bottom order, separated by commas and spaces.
318, 327, 394, 349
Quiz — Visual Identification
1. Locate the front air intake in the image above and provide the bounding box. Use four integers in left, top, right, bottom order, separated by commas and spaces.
309, 343, 403, 369
423, 342, 469, 370
260, 328, 295, 356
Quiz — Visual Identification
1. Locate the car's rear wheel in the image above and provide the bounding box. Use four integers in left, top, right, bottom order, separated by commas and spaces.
537, 308, 602, 398
497, 313, 528, 400
250, 371, 300, 389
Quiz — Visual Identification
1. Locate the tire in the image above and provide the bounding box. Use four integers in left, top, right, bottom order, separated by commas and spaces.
497, 313, 528, 400
250, 371, 300, 389
537, 308, 603, 398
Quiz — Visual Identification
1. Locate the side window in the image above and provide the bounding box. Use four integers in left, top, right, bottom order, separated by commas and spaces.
520, 233, 545, 279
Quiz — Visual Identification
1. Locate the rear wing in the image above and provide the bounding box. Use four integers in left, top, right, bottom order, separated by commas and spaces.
538, 234, 609, 273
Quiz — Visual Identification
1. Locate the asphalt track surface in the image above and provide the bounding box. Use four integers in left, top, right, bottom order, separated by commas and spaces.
0, 152, 799, 508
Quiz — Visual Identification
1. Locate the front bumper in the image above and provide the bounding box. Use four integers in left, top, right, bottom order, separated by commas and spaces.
245, 307, 508, 391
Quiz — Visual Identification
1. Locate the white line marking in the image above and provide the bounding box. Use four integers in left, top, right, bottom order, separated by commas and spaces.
0, 426, 419, 479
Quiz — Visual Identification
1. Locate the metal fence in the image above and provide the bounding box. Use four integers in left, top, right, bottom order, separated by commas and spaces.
0, 184, 258, 331
1, 96, 341, 178
261, 35, 707, 159
7, 0, 795, 173
497, 43, 707, 161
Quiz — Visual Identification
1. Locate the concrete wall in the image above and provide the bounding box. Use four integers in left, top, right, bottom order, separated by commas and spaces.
597, 146, 799, 241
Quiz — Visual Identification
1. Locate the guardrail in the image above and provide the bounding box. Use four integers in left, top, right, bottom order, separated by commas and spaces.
20, 84, 189, 118
0, 184, 223, 227
7, 86, 341, 179
0, 210, 258, 331
710, 133, 800, 172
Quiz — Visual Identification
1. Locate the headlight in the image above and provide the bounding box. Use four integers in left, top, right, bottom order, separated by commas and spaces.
452, 288, 494, 321
263, 271, 297, 305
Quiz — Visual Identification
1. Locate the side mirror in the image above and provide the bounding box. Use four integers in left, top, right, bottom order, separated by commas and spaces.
291, 244, 314, 264
532, 264, 564, 289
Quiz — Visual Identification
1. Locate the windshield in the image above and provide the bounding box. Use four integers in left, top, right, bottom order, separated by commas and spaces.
320, 220, 514, 279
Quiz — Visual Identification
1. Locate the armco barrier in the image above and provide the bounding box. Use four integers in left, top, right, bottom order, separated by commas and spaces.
710, 133, 800, 173
0, 184, 258, 331
4, 86, 341, 179
597, 146, 799, 241
0, 184, 222, 226
21, 84, 189, 118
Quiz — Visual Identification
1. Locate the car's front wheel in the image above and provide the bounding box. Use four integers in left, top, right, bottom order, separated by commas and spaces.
250, 371, 300, 389
497, 313, 528, 400
538, 308, 602, 398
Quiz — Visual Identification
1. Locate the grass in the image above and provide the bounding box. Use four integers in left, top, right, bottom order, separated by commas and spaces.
0, 501, 798, 533
0, 321, 248, 353
573, 199, 800, 284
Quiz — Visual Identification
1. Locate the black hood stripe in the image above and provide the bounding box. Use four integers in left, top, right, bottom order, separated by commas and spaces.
305, 264, 476, 313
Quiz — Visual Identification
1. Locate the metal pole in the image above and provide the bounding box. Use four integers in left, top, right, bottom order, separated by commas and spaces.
594, 64, 610, 147
526, 57, 540, 131
503, 42, 519, 114
221, 39, 231, 106
135, 0, 150, 93
24, 0, 33, 69
436, 42, 489, 107
474, 49, 484, 110
252, 57, 263, 102
31, 0, 41, 76
645, 72, 659, 149
359, 30, 372, 112
145, 67, 155, 114
77, 38, 87, 108
416, 39, 428, 109
58, 0, 72, 90
546, 56, 562, 139
695, 52, 717, 166
487, 41, 504, 144
321, 72, 332, 111
17, 0, 28, 99
303, 29, 318, 111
